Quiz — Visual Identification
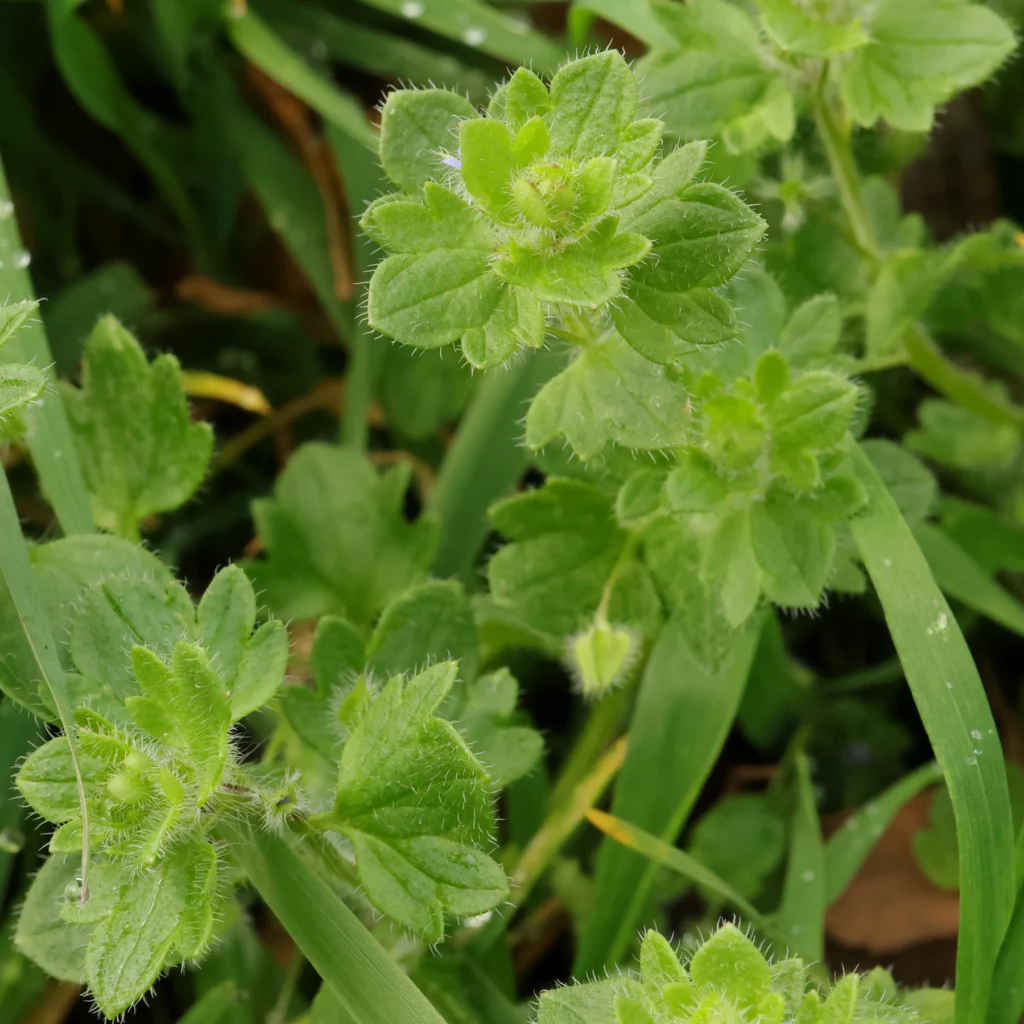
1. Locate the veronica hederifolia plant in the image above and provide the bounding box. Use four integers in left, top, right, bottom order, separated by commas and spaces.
363, 50, 765, 376
14, 565, 289, 1016
535, 924, 919, 1023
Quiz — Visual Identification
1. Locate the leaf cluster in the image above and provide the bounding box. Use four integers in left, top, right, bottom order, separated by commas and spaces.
536, 924, 916, 1023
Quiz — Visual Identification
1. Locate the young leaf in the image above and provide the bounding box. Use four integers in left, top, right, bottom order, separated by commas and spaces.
326, 662, 509, 942
127, 644, 231, 805
750, 491, 835, 609
378, 89, 477, 195
68, 564, 287, 722
63, 316, 213, 539
86, 840, 219, 1017
548, 50, 639, 159
754, 0, 868, 57
248, 443, 437, 625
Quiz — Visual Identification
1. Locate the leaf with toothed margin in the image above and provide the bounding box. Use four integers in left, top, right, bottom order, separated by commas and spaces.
639, 1, 794, 153
487, 478, 660, 641
378, 89, 478, 194
62, 316, 212, 539
326, 661, 508, 943
548, 50, 639, 159
68, 564, 288, 722
85, 839, 219, 1018
0, 362, 46, 418
127, 644, 231, 806
840, 0, 1016, 132
526, 333, 693, 460
444, 668, 543, 788
246, 443, 438, 626
536, 978, 637, 1024
360, 183, 496, 256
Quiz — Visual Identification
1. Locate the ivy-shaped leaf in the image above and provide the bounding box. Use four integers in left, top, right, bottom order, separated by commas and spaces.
535, 924, 914, 1022
85, 840, 219, 1017
325, 662, 509, 942
640, 0, 795, 154
487, 478, 660, 640
247, 443, 438, 626
63, 316, 213, 539
526, 333, 694, 460
281, 582, 543, 787
69, 564, 287, 722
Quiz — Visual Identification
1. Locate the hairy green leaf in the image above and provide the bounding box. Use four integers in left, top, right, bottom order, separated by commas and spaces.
327, 662, 508, 941
63, 317, 212, 539
526, 335, 693, 460
248, 443, 437, 625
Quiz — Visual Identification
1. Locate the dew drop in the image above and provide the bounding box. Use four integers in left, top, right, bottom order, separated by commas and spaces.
401, 0, 424, 17
463, 26, 486, 46
974, 748, 983, 756
0, 260, 5, 270
965, 756, 978, 765
12, 251, 30, 269
790, 924, 802, 935
970, 729, 983, 740
801, 869, 815, 883
0, 199, 13, 218
946, 681, 954, 690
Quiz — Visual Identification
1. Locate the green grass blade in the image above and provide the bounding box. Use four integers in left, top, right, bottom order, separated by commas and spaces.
915, 521, 1024, 638
352, 0, 565, 71
850, 442, 1015, 1024
773, 753, 825, 961
429, 349, 562, 580
586, 809, 784, 946
177, 981, 239, 1024
570, 0, 674, 46
574, 613, 762, 973
221, 824, 447, 1024
990, 895, 1024, 1024
258, 0, 493, 101
0, 699, 37, 895
0, 156, 93, 537
824, 761, 942, 904
226, 9, 376, 151
0, 467, 91, 903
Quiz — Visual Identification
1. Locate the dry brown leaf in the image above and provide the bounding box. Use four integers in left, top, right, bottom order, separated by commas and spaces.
244, 66, 355, 301
825, 791, 959, 954
176, 275, 281, 317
